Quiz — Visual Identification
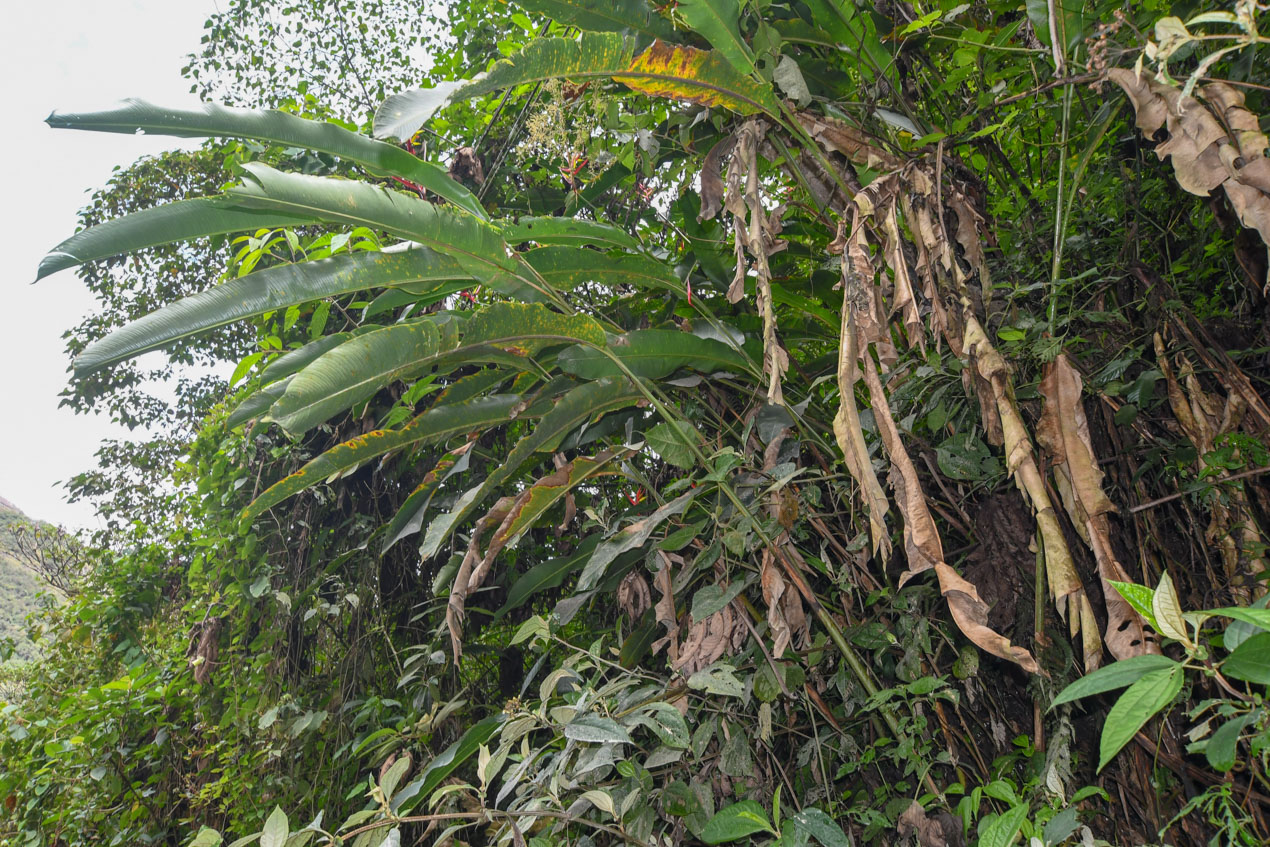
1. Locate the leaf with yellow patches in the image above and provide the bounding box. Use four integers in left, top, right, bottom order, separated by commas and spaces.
452, 33, 778, 117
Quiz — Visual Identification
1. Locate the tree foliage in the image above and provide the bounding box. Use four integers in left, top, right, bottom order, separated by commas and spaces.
6, 1, 1270, 846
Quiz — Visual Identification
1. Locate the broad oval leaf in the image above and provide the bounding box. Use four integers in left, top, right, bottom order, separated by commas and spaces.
558, 329, 751, 380
977, 802, 1029, 847
564, 714, 633, 744
47, 99, 485, 218
37, 197, 314, 281
790, 808, 851, 847
1097, 665, 1183, 771
373, 81, 468, 142
1222, 632, 1270, 685
259, 807, 289, 847
453, 33, 778, 117
701, 800, 775, 844
1205, 711, 1258, 772
75, 248, 468, 375
1051, 654, 1179, 708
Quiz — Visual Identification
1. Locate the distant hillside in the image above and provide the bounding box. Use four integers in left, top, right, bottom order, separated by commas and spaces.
0, 497, 54, 663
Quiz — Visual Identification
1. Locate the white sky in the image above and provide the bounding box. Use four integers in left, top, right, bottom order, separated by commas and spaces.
1, 0, 220, 527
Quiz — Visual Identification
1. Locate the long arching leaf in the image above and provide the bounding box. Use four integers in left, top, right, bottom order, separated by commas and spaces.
524, 247, 681, 292
269, 303, 606, 433
226, 376, 293, 429
46, 100, 485, 218
36, 198, 315, 281
381, 440, 478, 553
421, 377, 645, 557
75, 248, 468, 375
677, 0, 755, 74
244, 394, 523, 522
558, 328, 752, 379
517, 0, 675, 40
502, 216, 640, 250
453, 33, 778, 117
227, 164, 515, 279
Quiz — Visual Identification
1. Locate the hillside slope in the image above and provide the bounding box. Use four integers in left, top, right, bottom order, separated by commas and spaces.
0, 499, 52, 663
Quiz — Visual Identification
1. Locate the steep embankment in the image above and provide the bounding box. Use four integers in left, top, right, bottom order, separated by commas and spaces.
0, 498, 51, 663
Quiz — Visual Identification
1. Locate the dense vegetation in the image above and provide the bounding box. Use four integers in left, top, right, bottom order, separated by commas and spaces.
4, 1, 1270, 846
0, 499, 50, 665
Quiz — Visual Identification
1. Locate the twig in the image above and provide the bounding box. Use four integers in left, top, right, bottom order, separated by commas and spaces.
1129, 466, 1270, 514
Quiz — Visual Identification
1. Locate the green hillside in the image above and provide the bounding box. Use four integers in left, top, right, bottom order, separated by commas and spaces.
0, 498, 52, 663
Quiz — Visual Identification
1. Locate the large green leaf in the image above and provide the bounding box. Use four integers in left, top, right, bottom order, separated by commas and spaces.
259, 326, 380, 385
517, 0, 676, 40
243, 395, 523, 522
421, 378, 645, 557
497, 536, 602, 617
1097, 664, 1183, 771
502, 216, 640, 250
227, 164, 515, 279
1050, 654, 1179, 708
268, 318, 458, 434
701, 801, 775, 843
372, 81, 467, 142
677, 0, 755, 73
226, 376, 293, 429
558, 329, 751, 379
453, 33, 779, 117
392, 714, 505, 813
36, 197, 314, 281
524, 247, 681, 292
268, 303, 604, 433
46, 99, 485, 218
1222, 632, 1270, 685
75, 248, 468, 375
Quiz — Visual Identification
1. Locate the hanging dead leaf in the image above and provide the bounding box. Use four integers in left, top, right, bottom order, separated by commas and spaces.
617, 571, 652, 623
699, 133, 739, 222
963, 316, 1098, 670
1038, 354, 1158, 662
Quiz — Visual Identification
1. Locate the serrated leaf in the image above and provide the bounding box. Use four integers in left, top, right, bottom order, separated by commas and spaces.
1097, 665, 1183, 771
1223, 632, 1270, 685
1051, 654, 1179, 708
701, 800, 775, 843
559, 329, 750, 380
453, 33, 778, 117
76, 248, 467, 375
37, 197, 314, 281
48, 99, 483, 218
